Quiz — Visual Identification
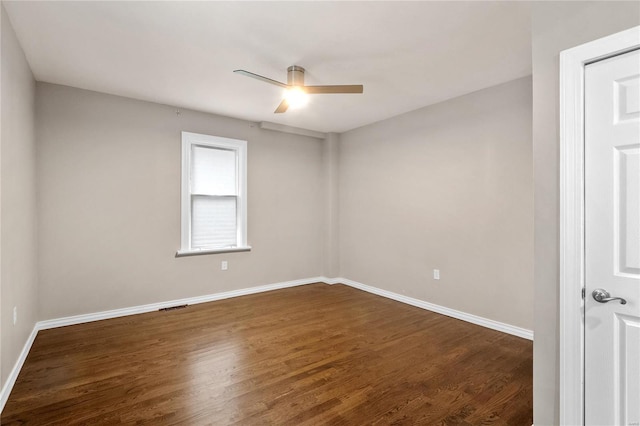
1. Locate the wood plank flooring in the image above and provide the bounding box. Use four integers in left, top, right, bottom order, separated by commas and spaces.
2, 283, 532, 425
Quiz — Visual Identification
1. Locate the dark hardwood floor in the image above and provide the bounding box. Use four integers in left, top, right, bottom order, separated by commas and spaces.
2, 283, 532, 425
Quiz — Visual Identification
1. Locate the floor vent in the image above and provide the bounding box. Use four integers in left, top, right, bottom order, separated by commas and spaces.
159, 304, 188, 312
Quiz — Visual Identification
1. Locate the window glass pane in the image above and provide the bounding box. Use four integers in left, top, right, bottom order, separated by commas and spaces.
192, 146, 236, 195
191, 195, 237, 248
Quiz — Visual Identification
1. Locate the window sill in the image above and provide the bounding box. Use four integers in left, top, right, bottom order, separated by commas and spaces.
175, 246, 252, 257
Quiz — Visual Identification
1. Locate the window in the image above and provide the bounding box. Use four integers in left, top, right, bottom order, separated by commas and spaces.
177, 132, 249, 256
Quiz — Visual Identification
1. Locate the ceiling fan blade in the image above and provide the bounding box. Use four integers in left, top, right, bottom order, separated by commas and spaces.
304, 85, 364, 94
234, 70, 288, 89
274, 99, 289, 114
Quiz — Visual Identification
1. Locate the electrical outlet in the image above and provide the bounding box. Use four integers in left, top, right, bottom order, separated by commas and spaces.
433, 269, 440, 280
13, 306, 18, 325
221, 261, 228, 271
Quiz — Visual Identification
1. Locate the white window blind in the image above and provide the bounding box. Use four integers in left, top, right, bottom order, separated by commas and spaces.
191, 195, 237, 248
191, 145, 238, 248
191, 146, 237, 195
178, 132, 249, 256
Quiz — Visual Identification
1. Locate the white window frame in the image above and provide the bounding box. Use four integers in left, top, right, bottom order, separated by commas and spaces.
177, 131, 250, 257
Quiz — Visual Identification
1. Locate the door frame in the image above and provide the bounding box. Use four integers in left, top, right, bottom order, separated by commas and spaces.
559, 25, 640, 426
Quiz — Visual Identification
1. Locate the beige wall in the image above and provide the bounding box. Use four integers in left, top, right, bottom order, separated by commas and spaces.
531, 2, 640, 424
37, 77, 536, 332
1, 6, 38, 386
36, 83, 324, 320
322, 133, 339, 278
338, 77, 533, 330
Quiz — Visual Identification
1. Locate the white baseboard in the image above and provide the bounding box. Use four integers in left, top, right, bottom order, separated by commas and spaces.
330, 277, 533, 340
319, 276, 341, 285
38, 277, 326, 330
1, 275, 531, 415
0, 324, 38, 413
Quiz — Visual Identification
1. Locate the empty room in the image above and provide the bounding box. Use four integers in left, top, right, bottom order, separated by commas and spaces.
1, 1, 639, 425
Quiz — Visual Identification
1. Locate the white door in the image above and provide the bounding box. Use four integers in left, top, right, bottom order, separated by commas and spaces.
585, 48, 640, 426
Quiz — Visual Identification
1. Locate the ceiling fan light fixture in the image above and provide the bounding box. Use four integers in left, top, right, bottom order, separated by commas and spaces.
284, 86, 309, 109
234, 65, 363, 114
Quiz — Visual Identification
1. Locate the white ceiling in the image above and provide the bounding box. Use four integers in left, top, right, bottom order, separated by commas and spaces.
4, 1, 532, 133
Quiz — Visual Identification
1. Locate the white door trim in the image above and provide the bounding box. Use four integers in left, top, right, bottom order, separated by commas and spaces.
559, 25, 640, 426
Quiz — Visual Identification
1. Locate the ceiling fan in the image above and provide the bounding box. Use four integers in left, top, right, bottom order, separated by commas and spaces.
233, 65, 364, 114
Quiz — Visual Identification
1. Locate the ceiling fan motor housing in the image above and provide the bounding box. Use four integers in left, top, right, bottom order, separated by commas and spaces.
287, 65, 305, 86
